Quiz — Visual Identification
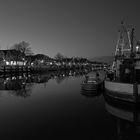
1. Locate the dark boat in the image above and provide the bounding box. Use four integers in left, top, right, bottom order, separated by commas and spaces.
81, 72, 103, 92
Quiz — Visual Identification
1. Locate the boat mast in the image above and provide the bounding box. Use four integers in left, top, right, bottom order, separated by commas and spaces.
130, 28, 136, 84
112, 22, 131, 71
130, 28, 134, 57
114, 22, 132, 58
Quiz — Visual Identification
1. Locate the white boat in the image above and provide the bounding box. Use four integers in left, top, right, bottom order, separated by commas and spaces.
104, 22, 140, 102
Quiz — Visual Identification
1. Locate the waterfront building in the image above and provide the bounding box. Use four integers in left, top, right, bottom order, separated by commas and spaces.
0, 49, 25, 66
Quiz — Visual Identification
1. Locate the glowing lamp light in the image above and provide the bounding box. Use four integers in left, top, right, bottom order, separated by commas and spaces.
41, 60, 44, 63
136, 46, 139, 52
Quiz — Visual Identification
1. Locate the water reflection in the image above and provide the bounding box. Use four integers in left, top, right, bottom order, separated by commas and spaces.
54, 69, 89, 84
0, 69, 90, 98
0, 75, 33, 98
104, 95, 140, 140
80, 89, 102, 98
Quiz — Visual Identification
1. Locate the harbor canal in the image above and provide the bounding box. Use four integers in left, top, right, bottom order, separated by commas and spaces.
0, 70, 139, 139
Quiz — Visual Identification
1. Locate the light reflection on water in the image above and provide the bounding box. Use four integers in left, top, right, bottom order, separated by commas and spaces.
0, 70, 138, 139
104, 95, 140, 140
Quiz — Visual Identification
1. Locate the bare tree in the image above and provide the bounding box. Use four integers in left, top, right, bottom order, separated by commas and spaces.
18, 41, 33, 56
54, 52, 64, 60
10, 41, 33, 56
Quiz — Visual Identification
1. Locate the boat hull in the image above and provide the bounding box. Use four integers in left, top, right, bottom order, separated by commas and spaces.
104, 80, 140, 102
81, 80, 104, 91
81, 83, 98, 91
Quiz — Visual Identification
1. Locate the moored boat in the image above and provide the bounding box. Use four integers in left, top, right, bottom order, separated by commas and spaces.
81, 72, 103, 92
104, 22, 140, 102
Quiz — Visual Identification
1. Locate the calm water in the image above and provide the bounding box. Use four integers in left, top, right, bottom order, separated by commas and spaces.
0, 70, 139, 139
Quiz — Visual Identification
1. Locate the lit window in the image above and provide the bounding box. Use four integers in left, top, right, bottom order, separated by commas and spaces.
6, 61, 9, 65
41, 60, 44, 63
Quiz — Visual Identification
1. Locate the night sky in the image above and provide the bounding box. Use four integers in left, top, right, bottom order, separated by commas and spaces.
0, 0, 140, 58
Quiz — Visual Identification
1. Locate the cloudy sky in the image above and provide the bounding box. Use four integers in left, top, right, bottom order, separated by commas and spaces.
0, 0, 140, 58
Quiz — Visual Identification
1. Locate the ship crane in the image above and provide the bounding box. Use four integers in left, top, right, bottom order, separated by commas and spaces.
112, 23, 134, 71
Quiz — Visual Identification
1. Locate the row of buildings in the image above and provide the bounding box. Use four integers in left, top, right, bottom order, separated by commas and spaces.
0, 49, 51, 66
0, 49, 107, 70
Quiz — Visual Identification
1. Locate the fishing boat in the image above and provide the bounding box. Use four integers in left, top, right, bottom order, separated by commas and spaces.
104, 22, 140, 102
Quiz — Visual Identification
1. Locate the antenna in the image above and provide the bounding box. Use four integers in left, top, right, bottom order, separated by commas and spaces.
131, 28, 134, 55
